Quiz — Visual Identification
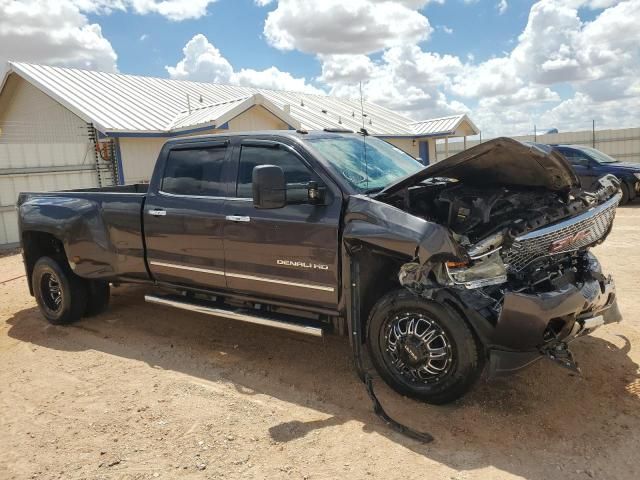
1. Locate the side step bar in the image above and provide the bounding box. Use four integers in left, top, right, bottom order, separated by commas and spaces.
145, 294, 324, 337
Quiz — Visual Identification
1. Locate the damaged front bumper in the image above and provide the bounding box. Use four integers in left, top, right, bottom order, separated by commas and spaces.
488, 260, 621, 376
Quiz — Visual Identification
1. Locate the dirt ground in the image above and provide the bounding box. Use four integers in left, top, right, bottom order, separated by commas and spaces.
1, 207, 640, 480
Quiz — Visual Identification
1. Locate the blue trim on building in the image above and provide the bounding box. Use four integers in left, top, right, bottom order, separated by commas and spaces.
113, 138, 125, 185
419, 140, 429, 165
218, 122, 229, 130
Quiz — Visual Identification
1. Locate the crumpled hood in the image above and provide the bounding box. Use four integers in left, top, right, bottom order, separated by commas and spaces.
376, 137, 580, 198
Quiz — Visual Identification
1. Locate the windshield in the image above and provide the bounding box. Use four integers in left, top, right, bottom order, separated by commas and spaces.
575, 146, 619, 164
307, 136, 424, 192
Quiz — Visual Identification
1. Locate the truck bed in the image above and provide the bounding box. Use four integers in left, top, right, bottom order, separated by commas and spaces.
18, 184, 150, 282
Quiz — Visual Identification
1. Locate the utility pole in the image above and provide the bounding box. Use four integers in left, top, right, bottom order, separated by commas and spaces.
534, 124, 537, 142
592, 120, 596, 148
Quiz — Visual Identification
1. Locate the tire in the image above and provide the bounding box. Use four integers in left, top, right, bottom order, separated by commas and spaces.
32, 256, 88, 325
620, 181, 630, 206
367, 289, 483, 404
85, 280, 110, 317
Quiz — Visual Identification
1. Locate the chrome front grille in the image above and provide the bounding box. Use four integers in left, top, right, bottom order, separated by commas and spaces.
502, 193, 621, 272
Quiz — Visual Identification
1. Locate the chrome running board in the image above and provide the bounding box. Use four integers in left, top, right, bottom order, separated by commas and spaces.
145, 294, 324, 337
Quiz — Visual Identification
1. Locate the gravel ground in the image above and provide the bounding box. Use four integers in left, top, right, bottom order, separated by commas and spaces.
1, 206, 639, 480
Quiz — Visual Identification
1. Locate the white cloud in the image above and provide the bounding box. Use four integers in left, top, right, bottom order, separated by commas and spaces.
445, 0, 640, 134
166, 34, 234, 83
310, 0, 640, 136
263, 0, 433, 55
0, 0, 118, 72
71, 0, 219, 21
254, 0, 274, 5
166, 34, 323, 94
317, 54, 375, 84
126, 0, 218, 21
234, 66, 324, 93
497, 0, 507, 14
320, 45, 467, 119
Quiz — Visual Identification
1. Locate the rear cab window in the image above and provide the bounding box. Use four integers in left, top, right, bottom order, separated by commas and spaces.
162, 146, 227, 197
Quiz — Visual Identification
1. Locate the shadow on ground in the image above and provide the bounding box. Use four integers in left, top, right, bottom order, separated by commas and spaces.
6, 284, 640, 479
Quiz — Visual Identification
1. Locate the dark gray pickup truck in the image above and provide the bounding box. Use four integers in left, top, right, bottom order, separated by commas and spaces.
18, 131, 622, 407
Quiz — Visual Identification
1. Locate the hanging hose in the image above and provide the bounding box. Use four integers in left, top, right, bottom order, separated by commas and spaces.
350, 260, 434, 443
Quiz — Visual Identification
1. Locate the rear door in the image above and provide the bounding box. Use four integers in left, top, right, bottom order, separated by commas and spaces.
144, 140, 232, 290
223, 139, 342, 308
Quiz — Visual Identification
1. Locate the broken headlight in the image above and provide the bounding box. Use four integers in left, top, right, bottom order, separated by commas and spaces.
445, 253, 507, 289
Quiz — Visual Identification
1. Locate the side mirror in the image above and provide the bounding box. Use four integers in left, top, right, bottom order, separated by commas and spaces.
252, 165, 286, 209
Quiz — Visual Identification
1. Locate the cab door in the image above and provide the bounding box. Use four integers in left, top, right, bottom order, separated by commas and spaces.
144, 141, 232, 290
223, 139, 341, 308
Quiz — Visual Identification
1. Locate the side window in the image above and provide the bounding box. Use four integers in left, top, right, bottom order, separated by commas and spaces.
162, 147, 227, 196
236, 145, 314, 198
558, 148, 589, 167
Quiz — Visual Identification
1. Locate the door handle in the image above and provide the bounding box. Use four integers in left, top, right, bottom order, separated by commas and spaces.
226, 215, 250, 222
148, 209, 167, 217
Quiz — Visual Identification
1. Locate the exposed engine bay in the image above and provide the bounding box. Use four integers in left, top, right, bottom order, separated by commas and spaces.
372, 139, 623, 366
396, 174, 620, 294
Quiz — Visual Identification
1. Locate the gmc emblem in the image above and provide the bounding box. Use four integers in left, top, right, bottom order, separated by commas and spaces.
548, 229, 592, 253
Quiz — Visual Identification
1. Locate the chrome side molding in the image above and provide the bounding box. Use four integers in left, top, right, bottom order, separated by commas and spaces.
144, 294, 324, 337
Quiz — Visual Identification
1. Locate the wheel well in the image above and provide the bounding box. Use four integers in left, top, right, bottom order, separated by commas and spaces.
352, 249, 406, 341
22, 231, 67, 295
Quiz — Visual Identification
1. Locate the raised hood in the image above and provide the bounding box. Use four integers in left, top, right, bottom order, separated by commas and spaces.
377, 137, 580, 198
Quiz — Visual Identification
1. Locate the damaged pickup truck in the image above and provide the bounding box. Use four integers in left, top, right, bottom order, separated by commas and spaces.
18, 131, 622, 406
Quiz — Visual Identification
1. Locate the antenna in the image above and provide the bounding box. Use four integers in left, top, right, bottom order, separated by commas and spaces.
359, 81, 369, 193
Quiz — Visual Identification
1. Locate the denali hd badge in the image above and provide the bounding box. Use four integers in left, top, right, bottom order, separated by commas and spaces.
277, 259, 329, 270
548, 229, 592, 253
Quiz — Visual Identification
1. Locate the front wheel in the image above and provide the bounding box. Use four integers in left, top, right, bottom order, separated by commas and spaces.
367, 289, 484, 404
32, 256, 87, 325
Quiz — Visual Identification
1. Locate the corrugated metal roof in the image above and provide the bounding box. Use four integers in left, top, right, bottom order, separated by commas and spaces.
5, 62, 478, 137
168, 93, 302, 132
410, 114, 479, 136
168, 96, 250, 130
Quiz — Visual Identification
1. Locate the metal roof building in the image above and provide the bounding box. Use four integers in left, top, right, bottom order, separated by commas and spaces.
0, 61, 480, 245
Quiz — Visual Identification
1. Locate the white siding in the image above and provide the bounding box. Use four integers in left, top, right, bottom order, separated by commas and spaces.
228, 105, 289, 131
436, 127, 640, 163
385, 138, 420, 159
117, 106, 290, 184
0, 170, 97, 244
0, 75, 100, 245
119, 137, 166, 184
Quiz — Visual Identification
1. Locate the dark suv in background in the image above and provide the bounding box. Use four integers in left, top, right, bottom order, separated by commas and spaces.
552, 145, 640, 204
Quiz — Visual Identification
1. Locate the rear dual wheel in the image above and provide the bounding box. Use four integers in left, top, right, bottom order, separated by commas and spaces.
367, 289, 484, 404
32, 256, 110, 325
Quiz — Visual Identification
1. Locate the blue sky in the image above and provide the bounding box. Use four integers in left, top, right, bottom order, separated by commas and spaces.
1, 0, 638, 136
94, 0, 536, 80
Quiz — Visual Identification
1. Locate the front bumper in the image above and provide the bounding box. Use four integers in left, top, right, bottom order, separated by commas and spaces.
488, 260, 620, 376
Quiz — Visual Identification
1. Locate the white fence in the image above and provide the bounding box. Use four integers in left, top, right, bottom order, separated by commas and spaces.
435, 127, 640, 163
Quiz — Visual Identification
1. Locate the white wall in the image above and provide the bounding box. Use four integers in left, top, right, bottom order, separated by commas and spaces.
0, 75, 100, 245
119, 137, 166, 184
384, 138, 420, 159
228, 105, 289, 131
436, 127, 640, 163
117, 105, 291, 184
